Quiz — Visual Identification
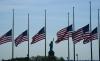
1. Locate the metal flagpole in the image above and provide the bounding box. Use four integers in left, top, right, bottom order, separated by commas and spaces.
67, 12, 70, 61
73, 6, 75, 61
89, 1, 93, 61
98, 9, 100, 61
76, 53, 78, 61
12, 9, 14, 61
53, 38, 54, 42
27, 13, 30, 61
45, 9, 47, 61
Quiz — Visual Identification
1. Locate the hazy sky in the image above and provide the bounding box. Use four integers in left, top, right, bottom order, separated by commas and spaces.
0, 0, 100, 60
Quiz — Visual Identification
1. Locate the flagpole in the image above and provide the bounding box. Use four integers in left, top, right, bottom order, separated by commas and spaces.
73, 6, 75, 61
45, 9, 47, 60
76, 53, 78, 61
12, 9, 14, 60
89, 1, 93, 61
52, 38, 54, 42
27, 13, 30, 61
98, 9, 100, 61
67, 12, 70, 61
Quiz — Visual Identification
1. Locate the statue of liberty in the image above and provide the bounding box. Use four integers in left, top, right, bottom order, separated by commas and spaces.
49, 40, 53, 51
48, 38, 55, 56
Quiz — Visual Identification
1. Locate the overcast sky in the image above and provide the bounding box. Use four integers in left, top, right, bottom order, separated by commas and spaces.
0, 0, 100, 60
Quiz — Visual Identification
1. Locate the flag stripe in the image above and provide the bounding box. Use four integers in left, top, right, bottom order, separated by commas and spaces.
15, 30, 28, 46
32, 33, 45, 43
31, 27, 45, 44
0, 29, 12, 45
0, 38, 12, 44
72, 29, 83, 44
83, 27, 98, 44
72, 24, 89, 44
56, 25, 73, 43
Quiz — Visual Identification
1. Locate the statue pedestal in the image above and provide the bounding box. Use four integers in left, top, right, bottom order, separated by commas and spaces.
48, 50, 55, 56
48, 50, 55, 61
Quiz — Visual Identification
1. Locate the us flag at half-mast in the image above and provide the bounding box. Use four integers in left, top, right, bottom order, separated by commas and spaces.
91, 27, 98, 40
82, 24, 90, 41
83, 27, 98, 44
55, 24, 73, 43
15, 30, 28, 46
72, 28, 83, 44
0, 29, 12, 45
31, 27, 45, 44
72, 24, 89, 44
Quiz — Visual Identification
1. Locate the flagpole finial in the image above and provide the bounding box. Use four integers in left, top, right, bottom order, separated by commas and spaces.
12, 8, 14, 11
73, 6, 75, 9
28, 13, 29, 19
89, 1, 91, 6
53, 38, 54, 42
68, 12, 69, 14
98, 9, 100, 11
67, 12, 70, 27
28, 13, 29, 15
89, 1, 91, 3
12, 9, 14, 14
45, 9, 47, 12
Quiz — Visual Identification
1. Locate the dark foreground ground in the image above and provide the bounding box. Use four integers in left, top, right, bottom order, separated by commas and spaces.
2, 56, 64, 61
2, 56, 99, 61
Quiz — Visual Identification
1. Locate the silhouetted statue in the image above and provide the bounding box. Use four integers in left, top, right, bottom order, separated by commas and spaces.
48, 39, 55, 57
49, 41, 53, 51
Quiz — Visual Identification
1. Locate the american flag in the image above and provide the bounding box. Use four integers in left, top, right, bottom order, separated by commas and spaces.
82, 24, 90, 41
83, 27, 98, 44
72, 28, 83, 44
91, 27, 98, 40
31, 27, 45, 44
55, 25, 73, 43
72, 24, 89, 44
0, 29, 12, 45
15, 30, 28, 46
